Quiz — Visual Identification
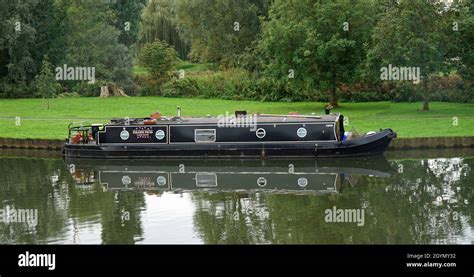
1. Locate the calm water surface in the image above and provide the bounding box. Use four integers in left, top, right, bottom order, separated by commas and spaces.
0, 149, 473, 244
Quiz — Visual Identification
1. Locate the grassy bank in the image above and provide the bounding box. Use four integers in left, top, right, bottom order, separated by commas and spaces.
0, 97, 473, 139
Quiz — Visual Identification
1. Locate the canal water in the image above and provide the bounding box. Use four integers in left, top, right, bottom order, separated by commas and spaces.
0, 149, 472, 244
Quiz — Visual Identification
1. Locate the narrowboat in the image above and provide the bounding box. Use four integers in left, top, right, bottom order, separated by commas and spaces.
65, 157, 393, 193
63, 108, 396, 159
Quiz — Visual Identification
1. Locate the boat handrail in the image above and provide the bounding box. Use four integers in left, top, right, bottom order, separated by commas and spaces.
257, 113, 323, 119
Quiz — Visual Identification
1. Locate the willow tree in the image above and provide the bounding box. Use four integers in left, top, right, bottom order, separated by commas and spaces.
138, 0, 189, 59
174, 0, 269, 67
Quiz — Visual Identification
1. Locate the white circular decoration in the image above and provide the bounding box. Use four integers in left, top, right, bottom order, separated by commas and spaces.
297, 127, 307, 138
122, 175, 131, 186
257, 177, 267, 187
155, 130, 165, 140
297, 177, 308, 188
157, 176, 167, 186
256, 128, 266, 139
120, 130, 130, 140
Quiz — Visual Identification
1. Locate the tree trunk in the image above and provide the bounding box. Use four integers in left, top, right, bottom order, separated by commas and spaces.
329, 86, 338, 107
422, 81, 429, 111
100, 84, 129, 97
100, 86, 110, 97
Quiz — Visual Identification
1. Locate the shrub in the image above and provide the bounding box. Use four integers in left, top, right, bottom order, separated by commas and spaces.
138, 40, 178, 81
0, 81, 34, 98
71, 82, 100, 97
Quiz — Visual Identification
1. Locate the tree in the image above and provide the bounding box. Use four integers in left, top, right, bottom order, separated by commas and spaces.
175, 0, 269, 67
138, 0, 190, 59
0, 0, 37, 82
34, 56, 60, 110
256, 0, 378, 106
64, 1, 135, 94
454, 0, 474, 82
112, 0, 147, 49
31, 0, 68, 74
0, 0, 67, 84
368, 0, 449, 111
138, 40, 178, 80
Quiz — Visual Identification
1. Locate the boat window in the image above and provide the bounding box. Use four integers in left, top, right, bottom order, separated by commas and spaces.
195, 173, 218, 187
195, 129, 216, 142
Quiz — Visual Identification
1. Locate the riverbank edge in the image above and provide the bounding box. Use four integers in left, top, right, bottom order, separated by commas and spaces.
1, 136, 474, 151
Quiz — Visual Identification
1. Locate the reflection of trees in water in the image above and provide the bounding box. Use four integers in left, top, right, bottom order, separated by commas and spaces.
192, 191, 366, 244
99, 191, 146, 244
386, 158, 472, 244
192, 158, 473, 244
0, 158, 147, 244
0, 158, 70, 243
193, 193, 273, 244
61, 172, 147, 244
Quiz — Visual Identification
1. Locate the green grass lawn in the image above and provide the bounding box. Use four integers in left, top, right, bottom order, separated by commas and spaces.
176, 61, 215, 72
0, 97, 473, 139
133, 62, 215, 76
132, 66, 148, 75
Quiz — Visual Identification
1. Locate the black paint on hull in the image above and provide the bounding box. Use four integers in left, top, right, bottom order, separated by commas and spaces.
64, 128, 396, 159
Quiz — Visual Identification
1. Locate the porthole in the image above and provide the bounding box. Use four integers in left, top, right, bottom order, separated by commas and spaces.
155, 130, 165, 140
256, 128, 266, 139
297, 177, 308, 188
156, 176, 167, 186
120, 130, 130, 140
122, 175, 131, 185
257, 177, 267, 187
297, 127, 307, 138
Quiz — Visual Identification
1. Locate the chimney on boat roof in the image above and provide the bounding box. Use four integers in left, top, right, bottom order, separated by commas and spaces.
235, 110, 247, 117
177, 106, 181, 117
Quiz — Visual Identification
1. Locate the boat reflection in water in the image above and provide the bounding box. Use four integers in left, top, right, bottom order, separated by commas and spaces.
65, 157, 393, 194
1, 149, 472, 244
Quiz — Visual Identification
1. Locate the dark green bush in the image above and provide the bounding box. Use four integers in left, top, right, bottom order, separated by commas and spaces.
0, 81, 34, 98
71, 82, 101, 97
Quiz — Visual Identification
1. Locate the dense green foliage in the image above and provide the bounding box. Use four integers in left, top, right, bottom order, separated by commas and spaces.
254, 0, 378, 106
138, 40, 178, 80
455, 0, 474, 81
368, 0, 449, 110
138, 0, 190, 59
174, 0, 268, 67
0, 0, 138, 98
64, 1, 135, 94
0, 0, 472, 106
112, 0, 147, 48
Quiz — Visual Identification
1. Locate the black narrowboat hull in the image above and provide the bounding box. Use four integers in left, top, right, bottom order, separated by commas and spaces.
64, 128, 396, 159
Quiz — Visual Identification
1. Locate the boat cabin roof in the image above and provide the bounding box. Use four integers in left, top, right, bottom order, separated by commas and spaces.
108, 114, 340, 126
